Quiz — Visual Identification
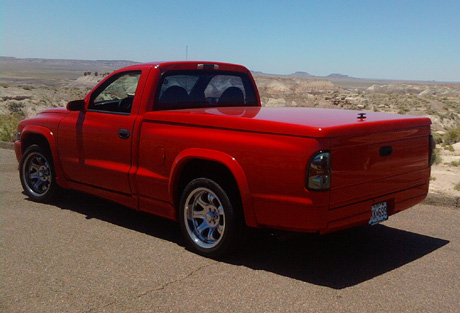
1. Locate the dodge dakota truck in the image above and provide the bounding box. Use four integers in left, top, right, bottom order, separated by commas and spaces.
15, 61, 436, 257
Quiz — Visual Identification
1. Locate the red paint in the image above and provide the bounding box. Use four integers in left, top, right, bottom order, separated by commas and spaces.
15, 61, 432, 233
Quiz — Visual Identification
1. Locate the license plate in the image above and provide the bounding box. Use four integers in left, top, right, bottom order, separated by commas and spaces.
369, 201, 388, 225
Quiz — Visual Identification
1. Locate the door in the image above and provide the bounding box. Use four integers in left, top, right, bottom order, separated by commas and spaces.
58, 71, 142, 194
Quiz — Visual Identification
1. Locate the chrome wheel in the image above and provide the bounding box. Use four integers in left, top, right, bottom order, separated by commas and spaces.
180, 177, 242, 257
20, 144, 57, 202
184, 187, 226, 249
22, 151, 52, 197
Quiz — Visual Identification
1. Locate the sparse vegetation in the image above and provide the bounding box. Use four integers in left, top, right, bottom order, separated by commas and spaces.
451, 161, 459, 167
446, 145, 455, 152
432, 132, 444, 144
398, 107, 409, 114
433, 149, 442, 165
455, 182, 460, 191
0, 114, 24, 142
8, 102, 25, 114
444, 126, 460, 144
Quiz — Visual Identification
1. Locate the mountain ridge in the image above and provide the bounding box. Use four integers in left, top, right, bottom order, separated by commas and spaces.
1, 56, 458, 85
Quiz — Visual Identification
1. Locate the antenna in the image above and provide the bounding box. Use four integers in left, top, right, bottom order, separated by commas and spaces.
186, 45, 188, 61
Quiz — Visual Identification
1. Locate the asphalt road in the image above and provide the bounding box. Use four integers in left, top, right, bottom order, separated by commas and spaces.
1, 148, 459, 312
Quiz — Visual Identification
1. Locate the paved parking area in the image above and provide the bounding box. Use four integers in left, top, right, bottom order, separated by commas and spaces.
1, 148, 459, 312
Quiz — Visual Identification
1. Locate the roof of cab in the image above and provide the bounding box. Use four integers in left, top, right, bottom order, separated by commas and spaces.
114, 61, 250, 73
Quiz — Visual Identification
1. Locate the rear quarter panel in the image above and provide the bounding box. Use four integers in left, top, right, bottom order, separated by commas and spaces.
135, 114, 331, 230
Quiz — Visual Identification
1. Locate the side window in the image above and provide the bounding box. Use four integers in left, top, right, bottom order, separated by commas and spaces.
89, 71, 141, 114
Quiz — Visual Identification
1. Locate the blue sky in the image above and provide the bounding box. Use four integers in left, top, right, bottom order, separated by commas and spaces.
1, 0, 459, 81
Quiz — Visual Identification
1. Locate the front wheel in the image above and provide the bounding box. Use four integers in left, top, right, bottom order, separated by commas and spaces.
20, 144, 58, 203
179, 178, 242, 258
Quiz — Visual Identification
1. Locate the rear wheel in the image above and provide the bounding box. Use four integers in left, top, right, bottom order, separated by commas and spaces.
20, 144, 58, 202
179, 178, 241, 258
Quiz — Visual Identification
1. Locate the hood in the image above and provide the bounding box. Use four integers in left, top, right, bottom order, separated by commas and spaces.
38, 107, 68, 115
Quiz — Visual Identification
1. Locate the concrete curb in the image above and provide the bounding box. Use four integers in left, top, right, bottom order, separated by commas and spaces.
423, 193, 460, 209
0, 141, 14, 150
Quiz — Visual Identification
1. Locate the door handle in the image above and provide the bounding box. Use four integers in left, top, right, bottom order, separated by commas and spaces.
118, 129, 131, 139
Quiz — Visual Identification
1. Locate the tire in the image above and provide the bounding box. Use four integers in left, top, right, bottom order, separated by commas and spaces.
20, 144, 58, 203
179, 178, 242, 258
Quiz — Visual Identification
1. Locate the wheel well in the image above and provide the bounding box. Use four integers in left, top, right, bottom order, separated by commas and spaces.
176, 159, 242, 217
22, 133, 51, 155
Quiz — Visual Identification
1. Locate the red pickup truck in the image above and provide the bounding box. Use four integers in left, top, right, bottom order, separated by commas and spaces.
15, 61, 436, 257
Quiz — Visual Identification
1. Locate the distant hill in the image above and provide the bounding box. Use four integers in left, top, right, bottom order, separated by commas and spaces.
1, 57, 457, 87
251, 70, 364, 87
0, 56, 139, 69
326, 73, 351, 79
0, 57, 140, 86
289, 72, 315, 79
251, 69, 351, 80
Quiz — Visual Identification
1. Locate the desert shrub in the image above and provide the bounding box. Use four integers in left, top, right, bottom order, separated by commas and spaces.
444, 102, 458, 110
8, 102, 25, 113
432, 132, 444, 144
0, 83, 9, 88
455, 182, 460, 191
0, 114, 24, 142
433, 149, 442, 165
430, 176, 437, 181
22, 85, 35, 91
451, 161, 459, 167
398, 107, 409, 114
444, 126, 460, 144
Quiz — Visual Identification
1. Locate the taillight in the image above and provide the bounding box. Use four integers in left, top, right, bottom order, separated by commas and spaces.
307, 151, 331, 190
429, 134, 436, 166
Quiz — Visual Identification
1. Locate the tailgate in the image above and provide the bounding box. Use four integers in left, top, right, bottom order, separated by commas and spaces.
330, 126, 431, 209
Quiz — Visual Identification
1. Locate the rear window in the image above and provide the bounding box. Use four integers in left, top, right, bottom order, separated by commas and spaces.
155, 70, 257, 110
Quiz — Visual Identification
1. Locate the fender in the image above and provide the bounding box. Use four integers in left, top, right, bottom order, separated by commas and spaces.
20, 125, 71, 189
170, 148, 258, 228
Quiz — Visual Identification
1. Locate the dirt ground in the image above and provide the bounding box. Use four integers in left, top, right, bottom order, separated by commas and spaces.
430, 142, 460, 199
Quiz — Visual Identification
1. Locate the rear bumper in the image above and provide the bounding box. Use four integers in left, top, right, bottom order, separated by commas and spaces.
322, 183, 428, 234
252, 168, 430, 233
323, 167, 430, 233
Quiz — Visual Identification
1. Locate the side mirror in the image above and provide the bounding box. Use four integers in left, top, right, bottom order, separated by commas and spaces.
67, 100, 86, 111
